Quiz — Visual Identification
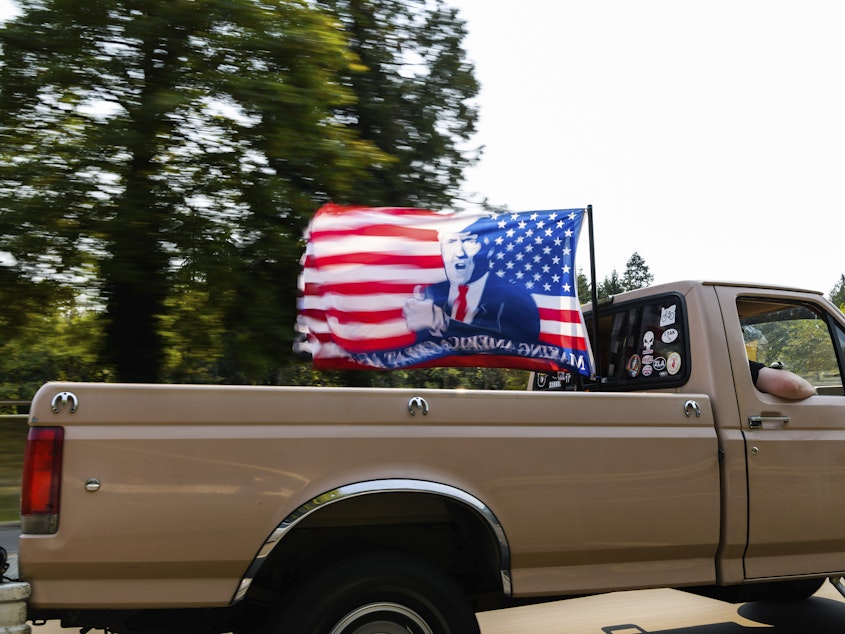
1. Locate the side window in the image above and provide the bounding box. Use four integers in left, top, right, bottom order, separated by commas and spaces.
738, 298, 844, 396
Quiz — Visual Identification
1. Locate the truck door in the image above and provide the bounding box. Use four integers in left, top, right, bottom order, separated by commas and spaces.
718, 288, 845, 579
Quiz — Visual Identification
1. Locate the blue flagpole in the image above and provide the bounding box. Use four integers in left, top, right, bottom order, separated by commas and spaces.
586, 204, 601, 389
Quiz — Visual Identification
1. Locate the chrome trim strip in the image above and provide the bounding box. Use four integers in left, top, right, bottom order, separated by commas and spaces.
232, 478, 512, 603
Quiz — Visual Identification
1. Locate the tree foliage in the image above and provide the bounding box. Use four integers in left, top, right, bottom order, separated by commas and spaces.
830, 274, 845, 312
576, 268, 591, 303
591, 251, 654, 299
0, 298, 108, 401
0, 0, 478, 385
276, 365, 528, 390
318, 0, 480, 208
597, 269, 624, 298
621, 251, 653, 291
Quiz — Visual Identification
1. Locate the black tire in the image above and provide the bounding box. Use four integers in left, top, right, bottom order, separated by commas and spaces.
271, 551, 481, 634
682, 577, 825, 604
764, 577, 825, 603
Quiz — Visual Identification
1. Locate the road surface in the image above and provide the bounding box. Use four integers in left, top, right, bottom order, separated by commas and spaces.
0, 523, 17, 556
6, 523, 845, 633
17, 584, 845, 634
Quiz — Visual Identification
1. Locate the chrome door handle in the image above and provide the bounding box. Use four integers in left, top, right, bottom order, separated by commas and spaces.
748, 415, 790, 429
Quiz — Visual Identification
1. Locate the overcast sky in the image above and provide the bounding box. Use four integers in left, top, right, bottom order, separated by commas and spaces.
453, 0, 844, 295
2, 0, 842, 295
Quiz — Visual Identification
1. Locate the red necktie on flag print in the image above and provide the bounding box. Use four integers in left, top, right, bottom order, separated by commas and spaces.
454, 285, 469, 322
296, 204, 594, 376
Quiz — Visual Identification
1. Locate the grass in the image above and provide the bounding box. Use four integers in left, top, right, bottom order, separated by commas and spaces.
0, 420, 27, 522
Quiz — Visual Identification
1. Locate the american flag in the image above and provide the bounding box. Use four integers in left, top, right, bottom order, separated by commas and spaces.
296, 204, 594, 376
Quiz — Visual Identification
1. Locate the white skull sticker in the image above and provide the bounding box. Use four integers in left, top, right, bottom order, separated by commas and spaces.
643, 330, 655, 353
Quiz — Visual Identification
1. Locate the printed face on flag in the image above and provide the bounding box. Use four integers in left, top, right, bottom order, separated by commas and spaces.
296, 204, 594, 376
441, 229, 483, 285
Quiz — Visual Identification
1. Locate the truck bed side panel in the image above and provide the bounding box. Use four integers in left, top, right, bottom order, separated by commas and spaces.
21, 383, 720, 608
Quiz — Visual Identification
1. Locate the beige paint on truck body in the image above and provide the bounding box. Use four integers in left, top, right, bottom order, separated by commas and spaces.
22, 385, 720, 608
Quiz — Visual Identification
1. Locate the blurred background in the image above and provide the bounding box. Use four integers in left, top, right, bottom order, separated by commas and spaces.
0, 0, 515, 522
2, 0, 844, 522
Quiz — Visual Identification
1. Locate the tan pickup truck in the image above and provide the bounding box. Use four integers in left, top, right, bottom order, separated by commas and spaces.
18, 280, 845, 634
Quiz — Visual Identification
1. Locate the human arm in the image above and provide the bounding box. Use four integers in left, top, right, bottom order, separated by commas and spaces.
755, 365, 817, 400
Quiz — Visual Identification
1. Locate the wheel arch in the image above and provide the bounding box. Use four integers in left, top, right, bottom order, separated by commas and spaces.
233, 478, 511, 605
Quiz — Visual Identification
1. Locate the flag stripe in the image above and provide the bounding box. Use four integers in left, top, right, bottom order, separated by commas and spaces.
539, 332, 590, 349
537, 308, 584, 324
328, 329, 417, 352
305, 282, 430, 298
312, 252, 444, 269
326, 307, 405, 325
305, 267, 446, 285
310, 223, 439, 243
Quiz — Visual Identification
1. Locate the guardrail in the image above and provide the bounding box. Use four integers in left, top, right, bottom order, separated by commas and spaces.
0, 401, 29, 423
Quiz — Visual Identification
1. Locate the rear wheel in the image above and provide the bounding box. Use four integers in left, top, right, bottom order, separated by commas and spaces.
271, 552, 481, 634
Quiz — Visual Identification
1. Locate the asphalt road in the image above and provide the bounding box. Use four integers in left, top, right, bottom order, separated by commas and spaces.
6, 523, 845, 634
0, 523, 18, 556
476, 584, 845, 633
19, 585, 845, 634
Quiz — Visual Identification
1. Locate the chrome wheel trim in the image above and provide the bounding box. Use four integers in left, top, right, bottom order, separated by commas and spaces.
329, 601, 435, 634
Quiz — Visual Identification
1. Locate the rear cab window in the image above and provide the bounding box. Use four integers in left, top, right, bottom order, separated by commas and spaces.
532, 292, 691, 392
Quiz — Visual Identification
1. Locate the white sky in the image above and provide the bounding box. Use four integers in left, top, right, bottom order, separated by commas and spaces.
453, 0, 845, 295
0, 0, 14, 22
2, 0, 842, 295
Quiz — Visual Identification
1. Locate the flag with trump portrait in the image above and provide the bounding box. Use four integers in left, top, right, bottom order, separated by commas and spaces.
296, 203, 594, 376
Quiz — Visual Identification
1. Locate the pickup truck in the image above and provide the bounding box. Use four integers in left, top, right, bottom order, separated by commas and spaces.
17, 280, 845, 634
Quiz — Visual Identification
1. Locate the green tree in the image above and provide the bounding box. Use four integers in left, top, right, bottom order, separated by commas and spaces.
318, 0, 480, 208
302, 0, 481, 388
595, 252, 653, 299
576, 268, 591, 303
598, 269, 624, 299
0, 266, 64, 344
0, 298, 108, 400
0, 0, 384, 382
621, 251, 653, 291
830, 274, 845, 311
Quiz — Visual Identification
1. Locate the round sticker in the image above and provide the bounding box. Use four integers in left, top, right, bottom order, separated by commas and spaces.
642, 364, 653, 377
667, 352, 682, 375
627, 354, 641, 378
653, 357, 667, 372
662, 328, 679, 344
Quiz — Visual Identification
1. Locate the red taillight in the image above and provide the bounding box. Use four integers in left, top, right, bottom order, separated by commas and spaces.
21, 426, 64, 534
